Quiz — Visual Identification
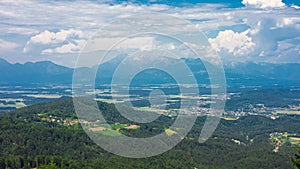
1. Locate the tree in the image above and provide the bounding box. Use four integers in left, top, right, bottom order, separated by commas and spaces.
38, 163, 59, 169
292, 148, 300, 168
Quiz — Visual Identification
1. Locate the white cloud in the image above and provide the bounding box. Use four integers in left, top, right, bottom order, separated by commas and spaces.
83, 37, 156, 52
6, 27, 39, 35
42, 41, 85, 54
269, 37, 300, 63
291, 5, 300, 9
24, 29, 86, 54
242, 0, 285, 9
0, 39, 18, 51
26, 29, 84, 45
120, 37, 156, 51
275, 17, 300, 28
209, 30, 255, 56
0, 0, 299, 65
222, 7, 300, 63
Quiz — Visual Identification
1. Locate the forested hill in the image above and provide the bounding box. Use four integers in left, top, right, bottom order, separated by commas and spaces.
0, 98, 299, 168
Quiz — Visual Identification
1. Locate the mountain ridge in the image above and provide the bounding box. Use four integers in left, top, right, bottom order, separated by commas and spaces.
0, 57, 299, 87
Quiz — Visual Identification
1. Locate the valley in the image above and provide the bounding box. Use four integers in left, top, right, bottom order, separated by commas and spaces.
0, 59, 300, 168
1, 98, 300, 168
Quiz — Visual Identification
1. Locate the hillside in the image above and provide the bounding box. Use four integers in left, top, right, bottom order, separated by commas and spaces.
0, 98, 299, 168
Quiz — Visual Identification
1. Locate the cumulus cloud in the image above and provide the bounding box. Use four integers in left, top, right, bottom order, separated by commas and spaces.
25, 29, 84, 45
23, 29, 86, 54
242, 0, 285, 9
42, 40, 86, 54
209, 30, 255, 56
241, 10, 300, 62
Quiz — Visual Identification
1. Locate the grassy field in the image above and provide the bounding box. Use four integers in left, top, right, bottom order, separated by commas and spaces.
89, 127, 107, 132
290, 137, 300, 145
88, 123, 140, 136
165, 129, 177, 136
222, 117, 239, 121
134, 107, 170, 114
274, 110, 300, 115
124, 125, 140, 129
111, 123, 127, 130
98, 129, 122, 136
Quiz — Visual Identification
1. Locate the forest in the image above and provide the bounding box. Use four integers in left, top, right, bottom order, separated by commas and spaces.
0, 98, 300, 169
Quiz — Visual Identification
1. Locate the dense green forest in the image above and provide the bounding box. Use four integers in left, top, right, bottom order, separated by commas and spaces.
0, 98, 300, 169
292, 148, 300, 168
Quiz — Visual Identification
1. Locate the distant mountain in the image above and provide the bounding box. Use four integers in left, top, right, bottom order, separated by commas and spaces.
225, 62, 300, 87
0, 58, 73, 85
0, 57, 299, 87
229, 62, 300, 81
184, 58, 300, 87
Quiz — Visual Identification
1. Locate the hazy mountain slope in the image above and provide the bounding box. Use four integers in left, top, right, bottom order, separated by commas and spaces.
0, 58, 73, 85
0, 57, 299, 87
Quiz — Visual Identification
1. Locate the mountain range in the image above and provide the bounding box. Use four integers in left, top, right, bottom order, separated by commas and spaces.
0, 57, 299, 87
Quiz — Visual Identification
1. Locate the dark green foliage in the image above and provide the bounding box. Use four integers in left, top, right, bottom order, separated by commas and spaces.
0, 98, 299, 168
292, 148, 300, 168
38, 163, 59, 169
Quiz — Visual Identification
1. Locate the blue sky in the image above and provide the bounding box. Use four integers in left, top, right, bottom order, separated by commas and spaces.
0, 0, 299, 67
104, 0, 300, 7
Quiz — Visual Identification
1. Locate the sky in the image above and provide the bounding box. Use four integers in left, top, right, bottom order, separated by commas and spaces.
0, 0, 299, 67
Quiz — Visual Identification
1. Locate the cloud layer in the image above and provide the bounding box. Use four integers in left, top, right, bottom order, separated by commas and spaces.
0, 39, 18, 51
0, 0, 299, 66
242, 0, 285, 9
